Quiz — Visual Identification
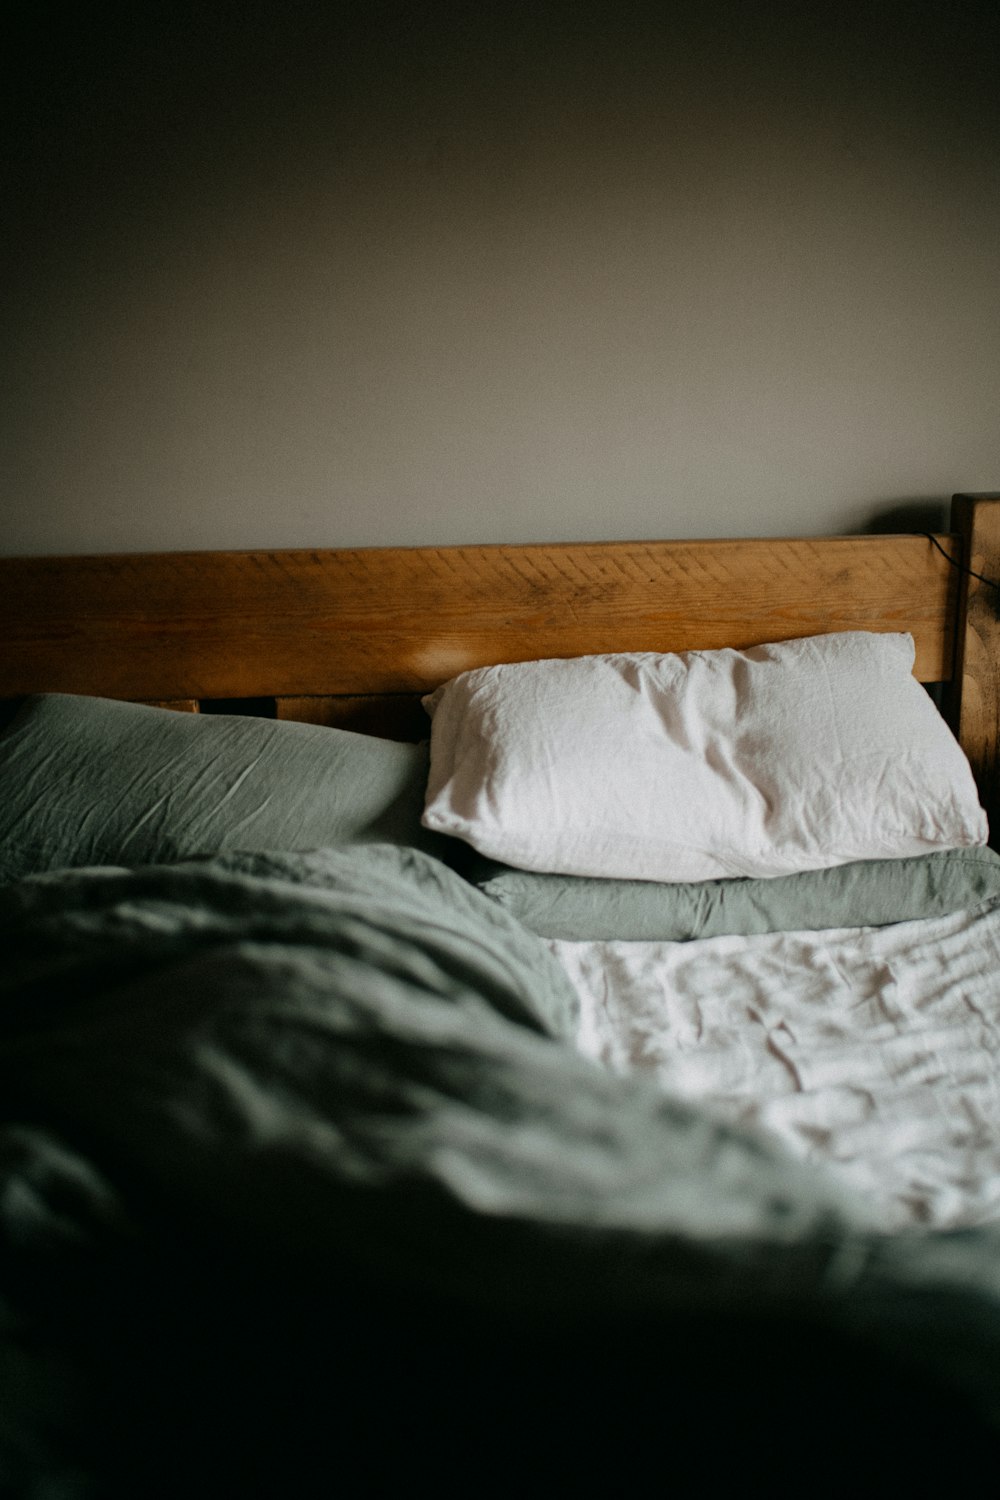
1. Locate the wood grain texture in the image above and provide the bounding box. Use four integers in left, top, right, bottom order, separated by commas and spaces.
949, 495, 1000, 845
0, 534, 960, 703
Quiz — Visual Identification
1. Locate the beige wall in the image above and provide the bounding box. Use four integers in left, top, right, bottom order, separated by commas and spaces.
3, 2, 999, 556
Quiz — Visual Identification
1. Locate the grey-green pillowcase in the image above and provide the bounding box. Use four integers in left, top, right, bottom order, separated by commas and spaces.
0, 693, 450, 884
469, 846, 1000, 941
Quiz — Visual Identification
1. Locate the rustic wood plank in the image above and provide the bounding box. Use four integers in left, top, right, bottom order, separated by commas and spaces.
948, 494, 1000, 846
275, 694, 429, 742
0, 534, 960, 703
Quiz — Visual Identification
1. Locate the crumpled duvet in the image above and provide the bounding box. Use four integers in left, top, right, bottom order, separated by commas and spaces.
2, 845, 1000, 1492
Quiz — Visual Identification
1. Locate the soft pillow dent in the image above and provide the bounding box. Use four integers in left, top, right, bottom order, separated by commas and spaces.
422, 633, 988, 882
0, 694, 450, 884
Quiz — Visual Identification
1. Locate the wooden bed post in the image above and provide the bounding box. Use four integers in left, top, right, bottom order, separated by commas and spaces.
949, 494, 1000, 847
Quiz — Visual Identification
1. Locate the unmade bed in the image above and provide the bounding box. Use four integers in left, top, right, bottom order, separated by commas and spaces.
1, 494, 999, 1492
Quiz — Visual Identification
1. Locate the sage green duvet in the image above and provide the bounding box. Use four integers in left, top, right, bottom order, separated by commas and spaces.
2, 845, 1000, 1492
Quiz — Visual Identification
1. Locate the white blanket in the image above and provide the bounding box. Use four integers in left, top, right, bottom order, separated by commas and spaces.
551, 896, 1000, 1230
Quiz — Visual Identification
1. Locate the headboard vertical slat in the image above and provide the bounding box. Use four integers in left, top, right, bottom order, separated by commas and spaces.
949, 493, 1000, 846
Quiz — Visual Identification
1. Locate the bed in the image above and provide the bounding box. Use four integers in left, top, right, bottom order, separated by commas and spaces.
1, 493, 1000, 1493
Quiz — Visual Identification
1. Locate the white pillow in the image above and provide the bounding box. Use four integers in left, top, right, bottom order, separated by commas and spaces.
421, 633, 988, 882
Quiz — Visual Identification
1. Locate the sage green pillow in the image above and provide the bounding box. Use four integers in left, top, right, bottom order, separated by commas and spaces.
470, 846, 1000, 941
0, 694, 449, 884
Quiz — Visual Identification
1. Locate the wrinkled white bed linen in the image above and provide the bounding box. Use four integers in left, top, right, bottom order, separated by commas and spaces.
551, 896, 1000, 1231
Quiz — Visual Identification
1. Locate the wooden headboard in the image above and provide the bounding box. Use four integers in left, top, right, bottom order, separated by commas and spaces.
2, 493, 998, 839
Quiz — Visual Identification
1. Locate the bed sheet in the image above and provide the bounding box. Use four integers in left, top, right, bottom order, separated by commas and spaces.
553, 895, 1000, 1231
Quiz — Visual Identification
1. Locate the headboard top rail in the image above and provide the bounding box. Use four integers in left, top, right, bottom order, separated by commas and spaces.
0, 532, 962, 700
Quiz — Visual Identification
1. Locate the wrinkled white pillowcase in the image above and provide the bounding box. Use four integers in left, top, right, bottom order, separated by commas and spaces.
421, 633, 988, 882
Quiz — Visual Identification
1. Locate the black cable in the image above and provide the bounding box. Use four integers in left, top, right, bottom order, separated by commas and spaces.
921, 532, 1000, 593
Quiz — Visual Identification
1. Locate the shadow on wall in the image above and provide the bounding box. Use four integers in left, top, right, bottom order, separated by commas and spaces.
862, 500, 950, 536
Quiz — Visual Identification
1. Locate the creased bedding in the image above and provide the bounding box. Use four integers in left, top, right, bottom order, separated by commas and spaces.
473, 844, 1000, 941
555, 897, 1000, 1231
4, 845, 1000, 1490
